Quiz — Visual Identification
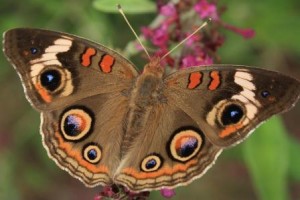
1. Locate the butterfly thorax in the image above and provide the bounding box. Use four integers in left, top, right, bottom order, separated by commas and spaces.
121, 58, 166, 155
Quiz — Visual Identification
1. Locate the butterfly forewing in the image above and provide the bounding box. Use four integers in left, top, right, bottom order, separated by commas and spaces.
164, 65, 300, 147
3, 28, 138, 111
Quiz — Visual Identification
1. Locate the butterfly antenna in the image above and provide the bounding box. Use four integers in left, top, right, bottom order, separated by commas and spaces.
117, 4, 151, 60
161, 18, 211, 60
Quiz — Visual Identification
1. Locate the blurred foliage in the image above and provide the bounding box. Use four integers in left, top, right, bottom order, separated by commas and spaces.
0, 0, 299, 200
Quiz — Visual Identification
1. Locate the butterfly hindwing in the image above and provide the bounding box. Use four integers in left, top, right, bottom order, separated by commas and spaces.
114, 102, 222, 191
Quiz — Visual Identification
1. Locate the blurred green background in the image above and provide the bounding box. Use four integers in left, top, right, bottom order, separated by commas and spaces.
0, 0, 299, 199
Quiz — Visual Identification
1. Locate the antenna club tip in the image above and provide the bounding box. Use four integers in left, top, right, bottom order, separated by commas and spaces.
117, 4, 122, 10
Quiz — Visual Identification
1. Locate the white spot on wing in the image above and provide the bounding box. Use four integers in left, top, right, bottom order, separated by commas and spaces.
45, 45, 71, 53
235, 71, 253, 81
234, 76, 256, 91
54, 38, 73, 46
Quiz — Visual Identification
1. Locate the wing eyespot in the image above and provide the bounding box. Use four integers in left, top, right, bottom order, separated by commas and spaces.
140, 154, 163, 172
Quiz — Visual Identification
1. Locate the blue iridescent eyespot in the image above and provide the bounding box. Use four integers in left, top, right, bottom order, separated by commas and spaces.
30, 47, 38, 54
145, 158, 157, 170
40, 69, 61, 91
261, 90, 270, 98
88, 149, 97, 160
176, 137, 198, 158
141, 154, 163, 172
221, 104, 244, 125
83, 143, 102, 164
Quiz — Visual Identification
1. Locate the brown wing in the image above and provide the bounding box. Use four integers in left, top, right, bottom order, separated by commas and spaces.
41, 92, 129, 187
164, 65, 300, 147
114, 102, 222, 191
3, 28, 139, 187
3, 28, 138, 111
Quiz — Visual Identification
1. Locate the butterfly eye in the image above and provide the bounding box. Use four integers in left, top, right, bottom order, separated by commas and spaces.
60, 106, 94, 141
140, 154, 163, 172
30, 47, 38, 54
261, 90, 270, 98
220, 104, 244, 126
40, 69, 62, 92
168, 128, 203, 162
83, 143, 102, 164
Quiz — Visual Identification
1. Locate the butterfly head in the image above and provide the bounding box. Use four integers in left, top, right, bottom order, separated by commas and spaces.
142, 57, 164, 78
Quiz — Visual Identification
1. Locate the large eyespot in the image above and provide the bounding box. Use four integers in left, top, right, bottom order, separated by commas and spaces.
40, 69, 62, 92
140, 154, 163, 172
168, 128, 203, 162
60, 106, 94, 141
83, 143, 102, 164
220, 104, 244, 125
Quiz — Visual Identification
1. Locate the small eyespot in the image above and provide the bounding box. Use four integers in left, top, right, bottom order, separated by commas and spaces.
40, 69, 61, 92
221, 104, 244, 126
169, 128, 203, 162
83, 143, 102, 164
140, 154, 163, 172
261, 90, 270, 98
60, 107, 94, 141
30, 47, 38, 54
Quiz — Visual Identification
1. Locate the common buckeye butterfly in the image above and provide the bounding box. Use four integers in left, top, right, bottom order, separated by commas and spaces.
3, 28, 300, 192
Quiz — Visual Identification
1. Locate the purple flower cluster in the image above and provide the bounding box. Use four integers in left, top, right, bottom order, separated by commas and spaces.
94, 184, 150, 200
140, 0, 255, 69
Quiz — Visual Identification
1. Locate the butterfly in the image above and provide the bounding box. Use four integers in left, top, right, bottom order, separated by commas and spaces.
3, 28, 300, 192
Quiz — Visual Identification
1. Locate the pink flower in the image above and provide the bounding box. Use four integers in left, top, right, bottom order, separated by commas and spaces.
160, 4, 177, 17
95, 185, 150, 200
141, 27, 153, 39
160, 188, 176, 198
141, 24, 169, 48
224, 24, 256, 39
152, 25, 169, 47
181, 53, 213, 68
185, 33, 201, 47
194, 0, 219, 20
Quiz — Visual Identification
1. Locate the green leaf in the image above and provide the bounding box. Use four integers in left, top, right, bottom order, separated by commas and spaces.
243, 116, 289, 200
93, 0, 156, 14
288, 137, 300, 181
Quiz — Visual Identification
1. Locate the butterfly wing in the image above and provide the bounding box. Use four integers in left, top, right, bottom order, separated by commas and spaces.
41, 92, 129, 187
3, 28, 138, 111
164, 65, 300, 147
114, 64, 299, 191
3, 28, 139, 186
114, 101, 222, 191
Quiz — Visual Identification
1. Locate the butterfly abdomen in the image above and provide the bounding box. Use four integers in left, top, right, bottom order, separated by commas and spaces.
121, 70, 166, 155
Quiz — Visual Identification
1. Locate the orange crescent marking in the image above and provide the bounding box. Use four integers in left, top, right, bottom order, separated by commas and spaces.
81, 47, 96, 67
99, 54, 115, 73
188, 72, 202, 89
219, 122, 244, 138
208, 71, 221, 91
122, 159, 197, 179
54, 131, 108, 173
34, 83, 52, 103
